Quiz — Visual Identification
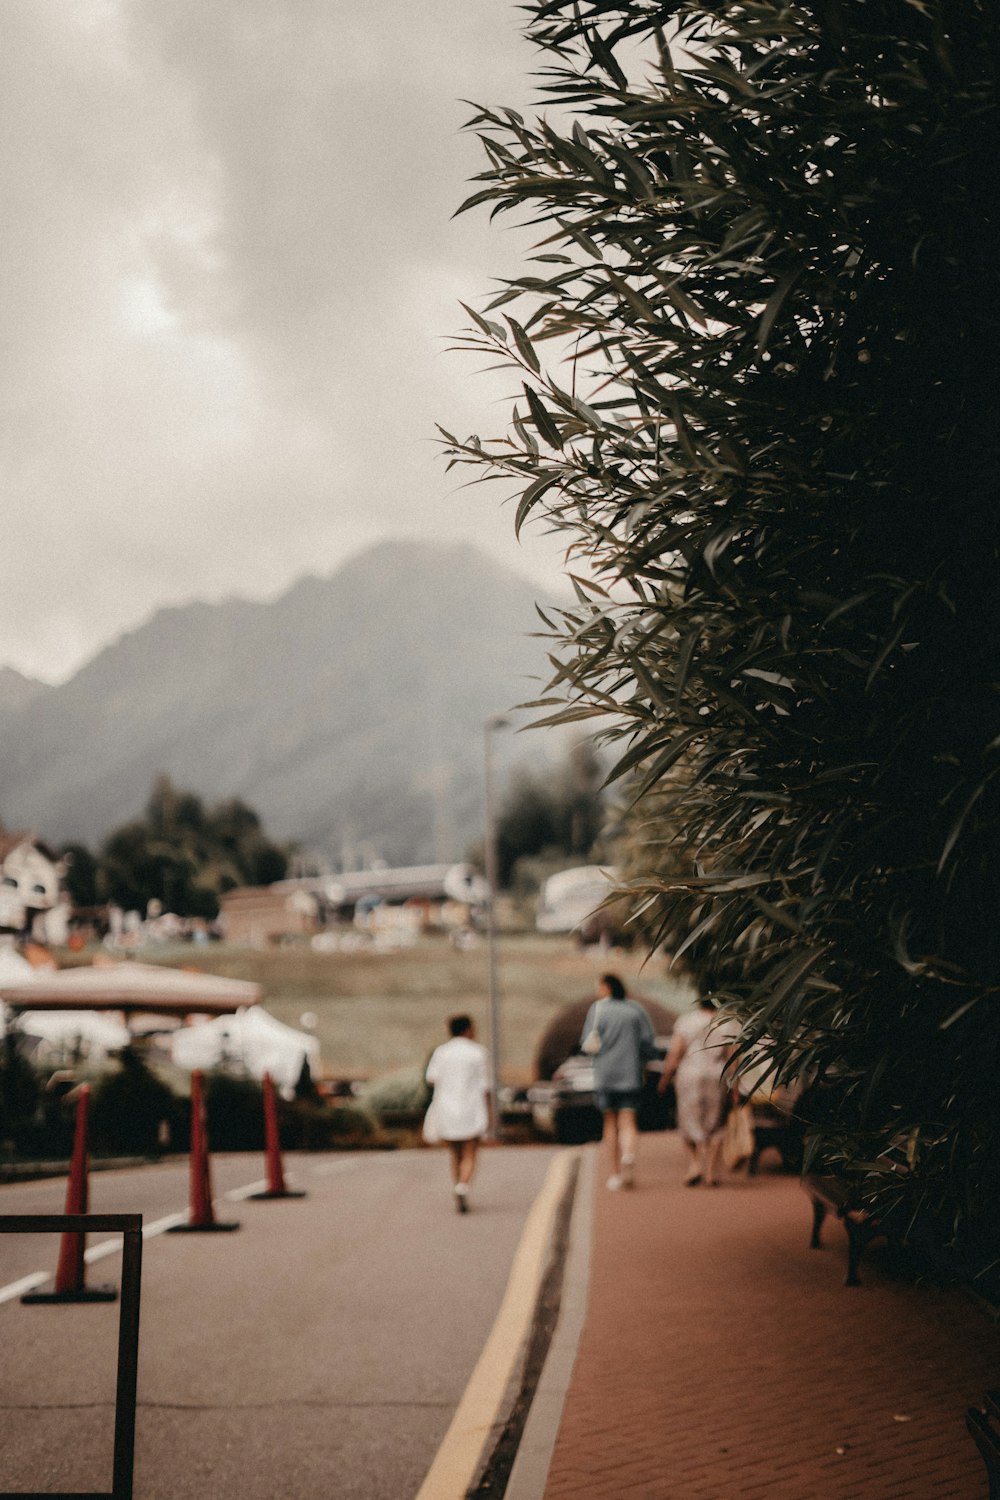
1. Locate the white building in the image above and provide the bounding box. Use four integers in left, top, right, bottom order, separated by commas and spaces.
0, 834, 69, 942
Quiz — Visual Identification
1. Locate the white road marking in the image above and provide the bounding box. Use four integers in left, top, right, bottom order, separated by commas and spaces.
0, 1182, 263, 1302
309, 1159, 361, 1177
84, 1238, 123, 1264
0, 1271, 49, 1305
84, 1210, 190, 1262
143, 1211, 189, 1237
222, 1180, 268, 1202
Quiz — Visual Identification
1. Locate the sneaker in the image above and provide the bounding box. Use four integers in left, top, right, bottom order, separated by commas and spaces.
620, 1156, 635, 1188
606, 1174, 624, 1191
454, 1184, 469, 1214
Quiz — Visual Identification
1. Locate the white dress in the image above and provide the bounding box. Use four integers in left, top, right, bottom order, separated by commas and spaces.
672, 1008, 739, 1143
425, 1036, 490, 1141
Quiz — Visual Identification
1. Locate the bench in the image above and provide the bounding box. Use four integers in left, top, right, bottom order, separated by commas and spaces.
967, 1393, 1000, 1499
802, 1172, 890, 1287
748, 1105, 803, 1175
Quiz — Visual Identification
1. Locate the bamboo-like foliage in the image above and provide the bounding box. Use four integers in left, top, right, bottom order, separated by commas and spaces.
442, 1, 1000, 1241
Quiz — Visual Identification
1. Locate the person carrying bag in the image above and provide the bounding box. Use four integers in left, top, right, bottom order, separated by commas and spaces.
579, 974, 656, 1191
722, 1095, 756, 1171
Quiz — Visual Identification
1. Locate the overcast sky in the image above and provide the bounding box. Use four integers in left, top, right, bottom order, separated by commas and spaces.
1, 0, 569, 683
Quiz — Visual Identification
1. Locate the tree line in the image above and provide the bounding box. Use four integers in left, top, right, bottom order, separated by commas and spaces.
58, 749, 610, 922
492, 739, 607, 888
61, 774, 288, 919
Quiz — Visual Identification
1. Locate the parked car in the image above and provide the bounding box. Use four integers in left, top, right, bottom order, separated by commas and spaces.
528, 1042, 675, 1144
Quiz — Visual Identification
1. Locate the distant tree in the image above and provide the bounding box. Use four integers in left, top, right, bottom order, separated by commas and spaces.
174, 791, 207, 835
492, 739, 607, 885
555, 739, 605, 857
208, 797, 262, 851
59, 842, 100, 909
206, 797, 287, 886
96, 775, 289, 916
246, 843, 288, 887
146, 774, 183, 837
495, 769, 560, 885
100, 819, 199, 914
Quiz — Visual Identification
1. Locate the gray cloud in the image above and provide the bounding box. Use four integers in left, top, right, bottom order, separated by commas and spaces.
0, 0, 563, 681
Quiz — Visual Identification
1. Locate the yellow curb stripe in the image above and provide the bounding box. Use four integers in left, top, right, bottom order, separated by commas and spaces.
414, 1150, 576, 1500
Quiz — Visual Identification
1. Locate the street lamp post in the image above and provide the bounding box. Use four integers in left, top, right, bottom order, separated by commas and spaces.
483, 714, 509, 1139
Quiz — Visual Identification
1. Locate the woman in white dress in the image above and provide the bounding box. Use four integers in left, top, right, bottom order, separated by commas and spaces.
658, 999, 738, 1186
425, 1015, 491, 1212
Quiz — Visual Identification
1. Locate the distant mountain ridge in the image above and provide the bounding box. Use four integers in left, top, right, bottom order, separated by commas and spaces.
0, 666, 49, 714
0, 542, 561, 864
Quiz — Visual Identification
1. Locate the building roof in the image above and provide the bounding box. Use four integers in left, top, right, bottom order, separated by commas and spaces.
218, 886, 281, 907
0, 960, 261, 1015
0, 832, 60, 864
0, 834, 27, 861
275, 864, 472, 905
219, 886, 317, 913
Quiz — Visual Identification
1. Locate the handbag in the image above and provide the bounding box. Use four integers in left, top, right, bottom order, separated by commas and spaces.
581, 999, 607, 1056
722, 1102, 755, 1171
422, 1097, 441, 1145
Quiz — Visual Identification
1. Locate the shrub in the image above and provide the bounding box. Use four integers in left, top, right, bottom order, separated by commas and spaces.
203, 1071, 265, 1151
278, 1099, 377, 1150
360, 1066, 430, 1118
91, 1049, 176, 1156
200, 1070, 378, 1151
0, 1024, 41, 1147
445, 0, 1000, 1246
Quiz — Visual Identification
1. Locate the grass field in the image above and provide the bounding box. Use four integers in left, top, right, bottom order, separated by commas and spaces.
111, 933, 697, 1084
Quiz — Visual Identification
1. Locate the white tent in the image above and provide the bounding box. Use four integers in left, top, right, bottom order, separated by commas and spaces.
0, 952, 130, 1061
171, 1006, 320, 1090
536, 865, 617, 934
0, 945, 34, 985
18, 1009, 131, 1060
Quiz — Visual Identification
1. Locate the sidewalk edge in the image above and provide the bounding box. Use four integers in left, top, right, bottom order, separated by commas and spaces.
503, 1144, 595, 1500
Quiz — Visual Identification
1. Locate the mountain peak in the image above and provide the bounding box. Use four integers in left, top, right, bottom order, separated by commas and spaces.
0, 541, 558, 862
0, 665, 49, 713
283, 538, 533, 603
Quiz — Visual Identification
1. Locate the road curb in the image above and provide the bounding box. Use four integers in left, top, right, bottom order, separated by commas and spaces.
413, 1149, 581, 1500
503, 1145, 594, 1500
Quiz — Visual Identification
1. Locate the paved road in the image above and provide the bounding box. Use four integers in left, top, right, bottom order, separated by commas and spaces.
0, 1145, 557, 1498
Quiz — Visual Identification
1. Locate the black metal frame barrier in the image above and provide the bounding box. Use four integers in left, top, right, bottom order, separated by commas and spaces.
0, 1213, 142, 1500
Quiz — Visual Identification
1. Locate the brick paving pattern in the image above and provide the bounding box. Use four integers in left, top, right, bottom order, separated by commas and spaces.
544, 1133, 999, 1500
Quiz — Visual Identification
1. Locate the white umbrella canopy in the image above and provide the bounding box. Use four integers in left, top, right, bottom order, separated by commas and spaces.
0, 961, 261, 1016
17, 1009, 131, 1055
171, 1006, 320, 1090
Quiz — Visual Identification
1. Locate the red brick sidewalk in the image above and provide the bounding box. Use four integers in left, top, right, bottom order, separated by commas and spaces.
543, 1133, 999, 1499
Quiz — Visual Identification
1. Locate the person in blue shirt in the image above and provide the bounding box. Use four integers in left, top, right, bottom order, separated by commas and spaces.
580, 973, 656, 1189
